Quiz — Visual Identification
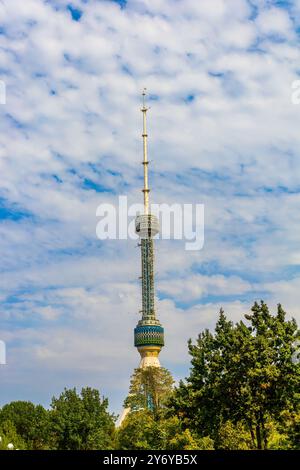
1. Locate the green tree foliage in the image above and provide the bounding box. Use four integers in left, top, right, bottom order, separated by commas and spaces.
124, 366, 174, 418
117, 410, 156, 449
0, 401, 49, 449
170, 302, 300, 449
217, 421, 253, 450
161, 417, 214, 450
117, 410, 213, 450
290, 412, 300, 449
278, 410, 300, 449
49, 387, 116, 450
120, 366, 212, 450
0, 420, 26, 450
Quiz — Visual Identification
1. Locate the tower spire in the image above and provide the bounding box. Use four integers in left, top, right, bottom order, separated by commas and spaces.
134, 89, 164, 369
118, 90, 166, 425
141, 88, 150, 215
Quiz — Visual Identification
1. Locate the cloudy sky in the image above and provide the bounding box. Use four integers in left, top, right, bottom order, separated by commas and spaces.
0, 0, 300, 415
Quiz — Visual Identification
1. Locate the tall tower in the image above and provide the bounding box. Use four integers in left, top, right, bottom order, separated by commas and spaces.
134, 89, 164, 368
117, 90, 164, 426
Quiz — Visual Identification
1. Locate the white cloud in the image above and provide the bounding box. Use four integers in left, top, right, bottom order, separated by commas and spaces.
159, 274, 252, 302
256, 7, 294, 38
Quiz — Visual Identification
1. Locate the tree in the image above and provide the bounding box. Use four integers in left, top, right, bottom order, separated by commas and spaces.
117, 410, 157, 450
0, 401, 49, 449
216, 421, 253, 450
49, 387, 116, 450
117, 410, 213, 450
124, 367, 174, 418
119, 366, 213, 450
160, 416, 214, 450
280, 410, 300, 449
0, 420, 26, 450
170, 302, 300, 449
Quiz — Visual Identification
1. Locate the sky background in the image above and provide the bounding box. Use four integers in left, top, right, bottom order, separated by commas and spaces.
0, 0, 300, 415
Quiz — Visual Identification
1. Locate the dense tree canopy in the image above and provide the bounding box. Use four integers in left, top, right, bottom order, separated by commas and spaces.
119, 365, 213, 449
124, 366, 174, 418
0, 401, 49, 449
49, 387, 116, 450
117, 410, 214, 450
0, 420, 26, 450
169, 302, 300, 449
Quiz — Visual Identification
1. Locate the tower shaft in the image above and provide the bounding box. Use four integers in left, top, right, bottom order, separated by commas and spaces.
141, 238, 155, 319
118, 90, 165, 426
134, 89, 164, 367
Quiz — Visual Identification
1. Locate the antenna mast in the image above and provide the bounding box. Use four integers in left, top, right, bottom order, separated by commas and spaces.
141, 88, 150, 215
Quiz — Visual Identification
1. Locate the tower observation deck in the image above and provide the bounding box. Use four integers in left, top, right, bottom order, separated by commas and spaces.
134, 89, 164, 368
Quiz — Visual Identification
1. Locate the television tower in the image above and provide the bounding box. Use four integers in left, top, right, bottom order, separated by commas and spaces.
134, 89, 164, 368
117, 90, 164, 426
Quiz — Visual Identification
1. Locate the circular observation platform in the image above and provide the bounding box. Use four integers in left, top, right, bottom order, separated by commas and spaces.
134, 324, 164, 348
135, 214, 159, 238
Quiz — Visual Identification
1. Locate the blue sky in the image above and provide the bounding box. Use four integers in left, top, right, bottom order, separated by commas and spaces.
0, 0, 300, 415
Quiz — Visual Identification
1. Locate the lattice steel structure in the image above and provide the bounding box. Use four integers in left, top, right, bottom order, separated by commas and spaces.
134, 89, 164, 368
